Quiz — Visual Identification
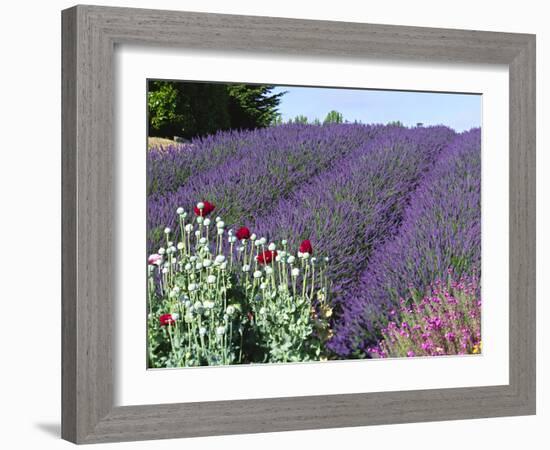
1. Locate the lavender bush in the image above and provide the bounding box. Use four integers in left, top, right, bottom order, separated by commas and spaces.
330, 129, 481, 356
148, 128, 260, 195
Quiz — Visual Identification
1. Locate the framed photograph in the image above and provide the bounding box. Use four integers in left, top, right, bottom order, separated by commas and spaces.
62, 5, 536, 444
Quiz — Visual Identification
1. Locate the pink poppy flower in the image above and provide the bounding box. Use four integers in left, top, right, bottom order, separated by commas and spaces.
148, 254, 162, 265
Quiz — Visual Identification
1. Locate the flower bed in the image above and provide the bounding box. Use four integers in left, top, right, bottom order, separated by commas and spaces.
147, 204, 332, 367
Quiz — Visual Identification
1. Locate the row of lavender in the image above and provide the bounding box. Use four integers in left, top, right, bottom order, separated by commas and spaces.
329, 129, 482, 356
250, 126, 457, 308
148, 124, 382, 252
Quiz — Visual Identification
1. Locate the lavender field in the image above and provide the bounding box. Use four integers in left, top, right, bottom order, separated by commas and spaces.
146, 123, 482, 367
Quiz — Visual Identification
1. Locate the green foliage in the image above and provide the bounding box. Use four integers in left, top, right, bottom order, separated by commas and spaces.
387, 120, 404, 127
323, 110, 344, 124
271, 114, 284, 126
147, 82, 185, 135
227, 84, 285, 130
148, 81, 284, 139
290, 114, 309, 124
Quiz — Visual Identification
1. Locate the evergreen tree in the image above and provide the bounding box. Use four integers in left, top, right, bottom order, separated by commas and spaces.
227, 84, 285, 130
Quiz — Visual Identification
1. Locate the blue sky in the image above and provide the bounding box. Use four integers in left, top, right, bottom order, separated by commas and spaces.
271, 86, 481, 132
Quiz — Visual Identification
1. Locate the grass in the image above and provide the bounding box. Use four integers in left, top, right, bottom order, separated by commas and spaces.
148, 137, 176, 149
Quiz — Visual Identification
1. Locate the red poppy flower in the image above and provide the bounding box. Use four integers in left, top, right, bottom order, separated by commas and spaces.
299, 239, 313, 254
159, 313, 176, 326
257, 250, 277, 264
193, 201, 215, 217
236, 226, 251, 240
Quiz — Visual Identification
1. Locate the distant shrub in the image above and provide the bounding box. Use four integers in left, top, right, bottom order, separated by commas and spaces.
323, 110, 344, 124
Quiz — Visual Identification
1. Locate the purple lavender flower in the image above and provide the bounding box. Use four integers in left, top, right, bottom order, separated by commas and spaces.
331, 129, 481, 356
147, 123, 381, 253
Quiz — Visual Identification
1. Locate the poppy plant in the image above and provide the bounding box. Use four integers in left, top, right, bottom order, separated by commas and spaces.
299, 239, 313, 255
193, 201, 215, 217
257, 250, 277, 264
159, 313, 176, 326
236, 226, 251, 240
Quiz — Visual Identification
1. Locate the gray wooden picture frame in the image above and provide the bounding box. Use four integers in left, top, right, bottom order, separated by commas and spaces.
61, 4, 536, 444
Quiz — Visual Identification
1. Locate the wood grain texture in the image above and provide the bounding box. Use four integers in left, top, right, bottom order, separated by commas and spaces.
61, 4, 536, 444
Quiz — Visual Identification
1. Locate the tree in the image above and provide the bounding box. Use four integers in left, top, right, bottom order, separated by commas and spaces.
147, 81, 285, 139
271, 114, 284, 126
323, 110, 344, 124
289, 115, 309, 124
387, 120, 404, 127
227, 84, 285, 130
147, 81, 231, 139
